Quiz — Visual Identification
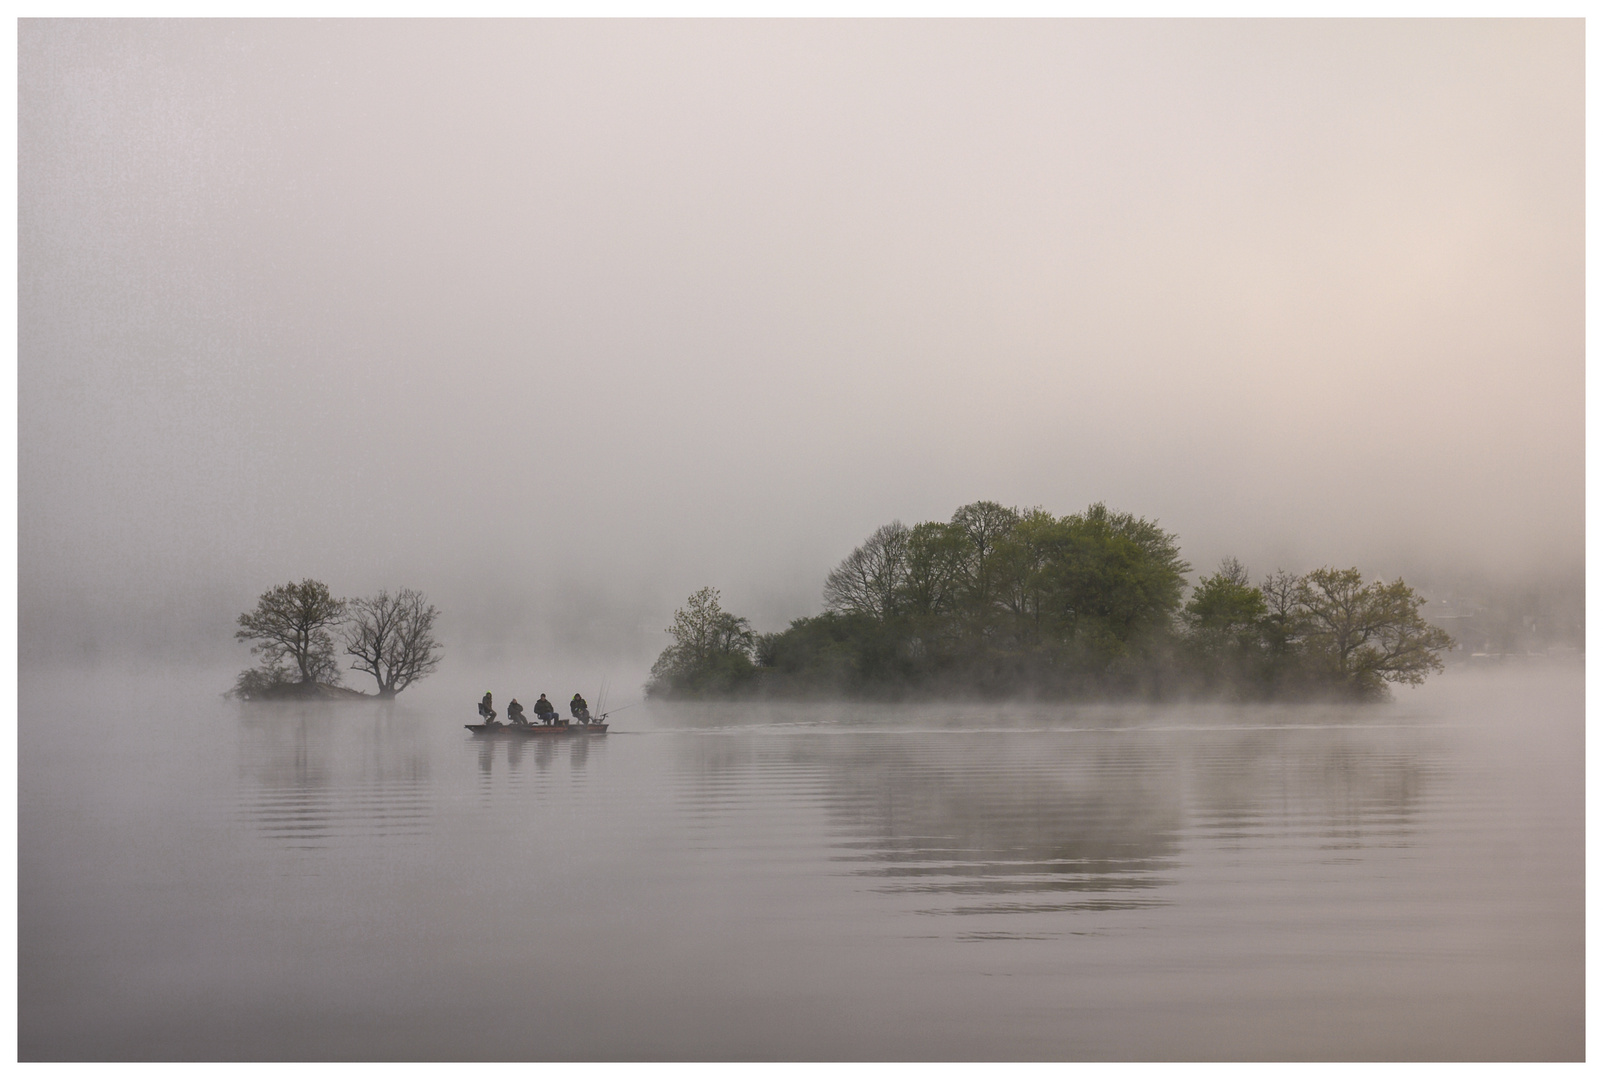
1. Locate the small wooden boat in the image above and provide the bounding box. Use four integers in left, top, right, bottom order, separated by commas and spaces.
465, 722, 608, 737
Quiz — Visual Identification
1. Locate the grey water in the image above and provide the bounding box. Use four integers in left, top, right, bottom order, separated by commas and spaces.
19, 665, 1582, 1060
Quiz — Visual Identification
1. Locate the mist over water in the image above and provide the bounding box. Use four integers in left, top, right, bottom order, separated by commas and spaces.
19, 663, 1581, 1060
18, 19, 1584, 1063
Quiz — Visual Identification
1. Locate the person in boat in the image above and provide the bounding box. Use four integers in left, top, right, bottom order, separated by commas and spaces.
478, 691, 499, 726
533, 694, 557, 725
507, 698, 528, 725
570, 692, 590, 725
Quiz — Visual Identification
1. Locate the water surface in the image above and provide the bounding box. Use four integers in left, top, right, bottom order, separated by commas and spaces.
19, 666, 1583, 1060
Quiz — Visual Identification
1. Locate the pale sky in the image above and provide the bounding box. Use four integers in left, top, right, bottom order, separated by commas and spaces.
19, 19, 1583, 667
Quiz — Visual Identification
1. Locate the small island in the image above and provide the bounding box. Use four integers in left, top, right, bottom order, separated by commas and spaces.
647, 500, 1454, 703
229, 580, 444, 701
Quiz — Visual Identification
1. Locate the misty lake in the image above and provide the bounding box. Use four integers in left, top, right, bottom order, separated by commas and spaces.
19, 665, 1582, 1061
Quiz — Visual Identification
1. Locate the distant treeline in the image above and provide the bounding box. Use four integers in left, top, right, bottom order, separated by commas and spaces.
647, 501, 1454, 703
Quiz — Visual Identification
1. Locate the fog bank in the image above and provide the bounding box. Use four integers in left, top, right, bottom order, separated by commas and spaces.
20, 20, 1582, 672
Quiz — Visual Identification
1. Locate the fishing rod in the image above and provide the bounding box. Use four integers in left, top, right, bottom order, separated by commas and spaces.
594, 699, 642, 722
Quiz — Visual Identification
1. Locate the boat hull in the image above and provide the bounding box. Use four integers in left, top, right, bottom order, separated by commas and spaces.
465, 723, 608, 737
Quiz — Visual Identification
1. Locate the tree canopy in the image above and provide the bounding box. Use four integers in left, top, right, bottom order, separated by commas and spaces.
234, 579, 347, 692
646, 586, 758, 698
1294, 568, 1454, 699
646, 500, 1454, 703
231, 580, 445, 700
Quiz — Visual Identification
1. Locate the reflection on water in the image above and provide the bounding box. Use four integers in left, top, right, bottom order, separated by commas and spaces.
471, 730, 598, 779
658, 720, 1442, 939
238, 711, 610, 845
236, 706, 435, 849
19, 668, 1583, 1060
814, 739, 1184, 926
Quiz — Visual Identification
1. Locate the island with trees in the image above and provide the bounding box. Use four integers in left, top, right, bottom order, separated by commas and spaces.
230, 579, 444, 700
647, 500, 1454, 703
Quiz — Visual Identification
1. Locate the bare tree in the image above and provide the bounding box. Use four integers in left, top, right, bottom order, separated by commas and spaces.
1258, 568, 1301, 661
235, 579, 347, 689
824, 520, 910, 619
1260, 569, 1300, 621
344, 588, 445, 698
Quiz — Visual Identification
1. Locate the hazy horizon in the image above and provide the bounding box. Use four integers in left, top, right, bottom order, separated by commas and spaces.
19, 20, 1583, 678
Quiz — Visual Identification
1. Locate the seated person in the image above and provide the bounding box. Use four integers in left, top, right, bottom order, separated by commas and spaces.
570, 693, 590, 724
533, 694, 557, 724
507, 698, 528, 725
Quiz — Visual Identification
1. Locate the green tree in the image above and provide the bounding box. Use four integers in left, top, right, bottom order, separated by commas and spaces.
344, 588, 444, 698
1185, 558, 1267, 636
1182, 557, 1268, 689
650, 501, 1459, 704
233, 579, 347, 695
1295, 567, 1455, 699
756, 611, 915, 698
898, 521, 968, 624
992, 507, 1061, 649
1048, 503, 1190, 665
949, 500, 1022, 633
647, 586, 758, 698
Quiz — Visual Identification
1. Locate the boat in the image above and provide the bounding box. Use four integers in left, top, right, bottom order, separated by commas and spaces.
465, 721, 608, 737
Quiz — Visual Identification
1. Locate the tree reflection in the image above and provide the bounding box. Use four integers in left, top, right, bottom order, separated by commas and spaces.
800, 736, 1185, 916
235, 702, 433, 847
664, 708, 1442, 926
